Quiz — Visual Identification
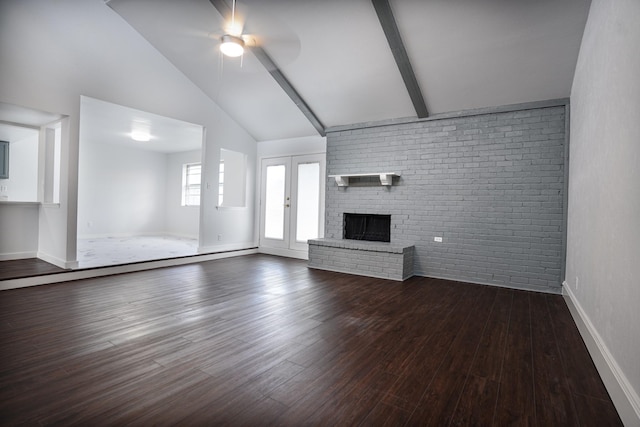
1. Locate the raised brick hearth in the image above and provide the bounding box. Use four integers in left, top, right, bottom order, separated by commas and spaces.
308, 238, 414, 281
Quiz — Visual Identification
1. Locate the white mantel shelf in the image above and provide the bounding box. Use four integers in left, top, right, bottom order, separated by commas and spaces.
328, 172, 400, 187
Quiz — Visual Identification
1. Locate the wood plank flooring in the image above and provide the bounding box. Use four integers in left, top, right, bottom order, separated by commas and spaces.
0, 258, 66, 281
0, 254, 622, 426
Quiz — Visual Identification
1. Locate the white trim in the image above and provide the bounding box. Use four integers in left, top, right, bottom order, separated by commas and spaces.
198, 242, 257, 254
0, 249, 258, 291
259, 151, 326, 161
563, 282, 640, 427
258, 246, 308, 260
215, 206, 247, 211
0, 201, 40, 206
77, 232, 199, 240
0, 251, 37, 261
37, 251, 78, 269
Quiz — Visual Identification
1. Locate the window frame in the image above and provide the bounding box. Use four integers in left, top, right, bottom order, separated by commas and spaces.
182, 162, 201, 207
218, 160, 224, 206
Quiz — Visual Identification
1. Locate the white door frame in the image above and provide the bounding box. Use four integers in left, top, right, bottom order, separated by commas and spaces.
259, 156, 292, 252
258, 153, 325, 260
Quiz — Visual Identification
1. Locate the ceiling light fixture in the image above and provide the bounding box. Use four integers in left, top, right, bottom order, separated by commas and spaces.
220, 0, 244, 58
220, 34, 245, 57
131, 130, 151, 142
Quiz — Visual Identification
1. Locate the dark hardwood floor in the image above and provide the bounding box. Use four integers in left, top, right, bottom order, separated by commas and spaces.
0, 258, 66, 281
0, 254, 621, 426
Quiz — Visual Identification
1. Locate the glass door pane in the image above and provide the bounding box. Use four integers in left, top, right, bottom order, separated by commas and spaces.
264, 164, 286, 240
260, 153, 324, 256
295, 162, 320, 242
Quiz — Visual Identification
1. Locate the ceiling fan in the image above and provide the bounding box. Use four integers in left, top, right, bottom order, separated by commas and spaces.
218, 0, 246, 57
208, 0, 300, 68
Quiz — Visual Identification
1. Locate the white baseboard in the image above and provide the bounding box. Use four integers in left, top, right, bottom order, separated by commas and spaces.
77, 232, 198, 240
36, 251, 78, 269
0, 251, 37, 261
258, 246, 308, 260
198, 242, 257, 254
1, 248, 259, 291
562, 282, 640, 427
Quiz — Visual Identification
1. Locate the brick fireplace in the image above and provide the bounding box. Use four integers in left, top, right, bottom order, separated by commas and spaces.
308, 211, 414, 281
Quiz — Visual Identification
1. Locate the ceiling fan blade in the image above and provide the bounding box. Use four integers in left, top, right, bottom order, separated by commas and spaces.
208, 0, 301, 72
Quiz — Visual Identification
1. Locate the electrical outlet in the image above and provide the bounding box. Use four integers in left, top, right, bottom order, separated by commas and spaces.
434, 236, 443, 243
217, 234, 222, 241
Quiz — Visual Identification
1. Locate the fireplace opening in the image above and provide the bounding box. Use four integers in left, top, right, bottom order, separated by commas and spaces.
344, 213, 391, 242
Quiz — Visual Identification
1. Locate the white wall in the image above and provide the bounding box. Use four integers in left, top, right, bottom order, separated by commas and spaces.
220, 149, 247, 208
567, 0, 640, 424
0, 203, 39, 260
165, 149, 201, 238
0, 0, 257, 266
257, 136, 327, 159
77, 141, 168, 238
0, 130, 39, 202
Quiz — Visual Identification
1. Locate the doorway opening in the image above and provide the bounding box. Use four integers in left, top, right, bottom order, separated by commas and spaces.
77, 96, 204, 268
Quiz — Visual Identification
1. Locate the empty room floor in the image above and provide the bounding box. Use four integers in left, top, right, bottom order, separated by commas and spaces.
0, 255, 622, 425
76, 235, 198, 269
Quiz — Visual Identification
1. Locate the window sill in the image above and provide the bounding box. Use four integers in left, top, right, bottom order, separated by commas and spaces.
216, 205, 247, 211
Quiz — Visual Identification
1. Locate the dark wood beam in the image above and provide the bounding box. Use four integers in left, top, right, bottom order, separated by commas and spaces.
209, 0, 325, 136
248, 46, 325, 136
372, 0, 429, 118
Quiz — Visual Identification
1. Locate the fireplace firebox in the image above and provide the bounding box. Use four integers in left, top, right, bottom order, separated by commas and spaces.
344, 213, 391, 242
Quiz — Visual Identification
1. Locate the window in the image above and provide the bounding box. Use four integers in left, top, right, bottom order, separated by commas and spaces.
0, 140, 9, 179
182, 163, 201, 206
218, 160, 224, 206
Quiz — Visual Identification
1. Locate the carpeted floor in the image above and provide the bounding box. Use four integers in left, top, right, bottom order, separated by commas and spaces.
76, 235, 198, 268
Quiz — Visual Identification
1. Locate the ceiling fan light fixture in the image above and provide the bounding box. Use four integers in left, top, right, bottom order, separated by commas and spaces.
220, 34, 245, 57
131, 130, 151, 142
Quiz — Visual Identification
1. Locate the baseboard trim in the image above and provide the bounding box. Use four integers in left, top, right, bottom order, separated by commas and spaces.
199, 242, 257, 254
0, 251, 37, 261
36, 251, 78, 269
258, 247, 308, 260
1, 248, 258, 291
77, 232, 198, 240
417, 272, 563, 295
562, 283, 640, 427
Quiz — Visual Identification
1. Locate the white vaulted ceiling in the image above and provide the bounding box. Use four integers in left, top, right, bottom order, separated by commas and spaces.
107, 0, 591, 141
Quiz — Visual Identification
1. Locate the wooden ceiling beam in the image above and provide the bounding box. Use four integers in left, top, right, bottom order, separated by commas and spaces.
372, 0, 429, 118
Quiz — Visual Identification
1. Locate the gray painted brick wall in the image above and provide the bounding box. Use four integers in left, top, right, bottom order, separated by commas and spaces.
308, 239, 414, 281
325, 105, 566, 293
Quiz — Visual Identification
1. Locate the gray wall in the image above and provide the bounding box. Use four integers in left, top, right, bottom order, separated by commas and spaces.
566, 0, 640, 423
325, 103, 566, 293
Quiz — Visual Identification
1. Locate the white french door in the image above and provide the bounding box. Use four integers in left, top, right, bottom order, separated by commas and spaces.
259, 154, 325, 259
